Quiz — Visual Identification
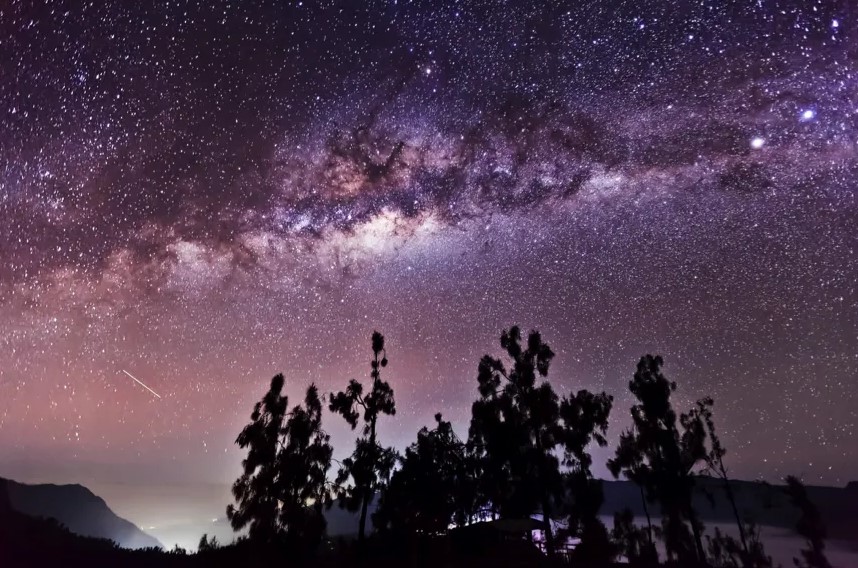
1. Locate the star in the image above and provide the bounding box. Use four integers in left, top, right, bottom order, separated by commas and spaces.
0, 1, 854, 550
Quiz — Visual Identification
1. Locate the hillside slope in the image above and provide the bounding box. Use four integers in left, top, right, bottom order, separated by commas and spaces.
2, 477, 162, 550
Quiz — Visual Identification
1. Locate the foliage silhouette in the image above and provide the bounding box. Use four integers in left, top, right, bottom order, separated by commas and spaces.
559, 388, 614, 563
9, 325, 850, 568
329, 330, 398, 546
696, 397, 775, 568
373, 412, 475, 536
608, 422, 659, 561
468, 326, 614, 558
612, 507, 660, 566
197, 533, 220, 552
784, 475, 832, 568
705, 521, 774, 568
227, 374, 288, 543
279, 383, 334, 550
468, 327, 563, 555
227, 375, 333, 552
608, 354, 710, 565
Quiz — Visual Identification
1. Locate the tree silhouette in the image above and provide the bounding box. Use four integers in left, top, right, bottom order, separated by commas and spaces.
227, 375, 333, 551
373, 412, 474, 536
559, 389, 614, 563
468, 327, 616, 558
608, 354, 709, 565
697, 398, 747, 547
697, 397, 775, 568
612, 508, 658, 566
609, 424, 659, 563
706, 521, 774, 568
227, 374, 289, 543
329, 330, 397, 545
276, 383, 334, 551
784, 475, 832, 568
197, 533, 220, 552
468, 326, 563, 554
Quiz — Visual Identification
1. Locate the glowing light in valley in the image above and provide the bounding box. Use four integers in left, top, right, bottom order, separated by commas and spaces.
121, 370, 162, 399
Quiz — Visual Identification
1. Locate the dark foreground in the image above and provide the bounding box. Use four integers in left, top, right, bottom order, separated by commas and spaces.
1, 505, 701, 568
0, 512, 550, 568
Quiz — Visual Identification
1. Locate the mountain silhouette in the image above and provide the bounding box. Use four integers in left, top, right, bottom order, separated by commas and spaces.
2, 477, 162, 550
599, 477, 858, 542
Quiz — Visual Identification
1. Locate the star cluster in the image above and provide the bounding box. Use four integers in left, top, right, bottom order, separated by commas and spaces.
1, 0, 856, 518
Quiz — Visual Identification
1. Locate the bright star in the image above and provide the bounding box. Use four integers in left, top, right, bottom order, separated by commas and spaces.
751, 137, 766, 149
801, 109, 816, 121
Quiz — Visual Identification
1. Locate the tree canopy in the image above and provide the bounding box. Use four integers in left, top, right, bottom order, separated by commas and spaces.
220, 330, 813, 568
373, 412, 474, 535
329, 331, 398, 545
468, 326, 613, 557
227, 375, 333, 551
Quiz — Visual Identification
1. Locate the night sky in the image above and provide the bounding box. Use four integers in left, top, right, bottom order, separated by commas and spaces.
1, 0, 856, 545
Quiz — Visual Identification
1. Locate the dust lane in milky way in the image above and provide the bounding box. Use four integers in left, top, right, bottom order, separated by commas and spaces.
0, 1, 856, 489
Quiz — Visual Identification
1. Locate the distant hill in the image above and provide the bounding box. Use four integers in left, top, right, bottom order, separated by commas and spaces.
1, 477, 162, 550
3, 474, 855, 552
599, 477, 858, 542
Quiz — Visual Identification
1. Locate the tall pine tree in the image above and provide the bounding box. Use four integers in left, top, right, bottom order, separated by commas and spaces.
228, 374, 289, 543
329, 331, 397, 545
277, 384, 334, 551
228, 375, 333, 551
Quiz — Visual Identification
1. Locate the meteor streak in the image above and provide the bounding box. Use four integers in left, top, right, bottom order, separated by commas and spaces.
121, 370, 162, 399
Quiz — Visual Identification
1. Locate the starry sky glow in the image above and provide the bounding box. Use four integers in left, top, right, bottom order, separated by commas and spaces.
1, 0, 857, 535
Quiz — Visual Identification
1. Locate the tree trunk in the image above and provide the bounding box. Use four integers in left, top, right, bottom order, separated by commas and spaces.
358, 418, 378, 547
358, 491, 369, 543
639, 485, 654, 545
